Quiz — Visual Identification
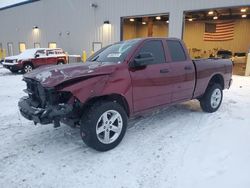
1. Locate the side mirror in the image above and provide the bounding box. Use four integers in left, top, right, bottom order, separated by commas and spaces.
131, 52, 154, 68
35, 54, 40, 58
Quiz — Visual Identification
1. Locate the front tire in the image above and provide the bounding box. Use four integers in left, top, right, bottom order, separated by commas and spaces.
200, 83, 223, 113
80, 101, 127, 151
23, 63, 33, 73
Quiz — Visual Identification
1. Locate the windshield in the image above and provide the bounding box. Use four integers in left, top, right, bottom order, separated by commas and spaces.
88, 39, 140, 63
20, 49, 37, 56
15, 49, 39, 59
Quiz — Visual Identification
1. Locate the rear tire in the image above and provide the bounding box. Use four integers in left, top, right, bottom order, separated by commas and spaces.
57, 61, 64, 65
200, 83, 223, 113
80, 101, 127, 151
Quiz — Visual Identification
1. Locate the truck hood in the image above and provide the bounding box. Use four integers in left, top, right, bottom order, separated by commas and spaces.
24, 62, 117, 88
5, 55, 20, 61
5, 49, 36, 61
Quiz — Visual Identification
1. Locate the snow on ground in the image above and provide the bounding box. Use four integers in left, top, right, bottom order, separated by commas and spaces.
0, 66, 250, 188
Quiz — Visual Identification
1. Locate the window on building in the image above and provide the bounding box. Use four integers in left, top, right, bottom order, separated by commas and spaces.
137, 40, 166, 65
34, 43, 40, 48
7, 42, 14, 56
166, 40, 186, 62
48, 42, 57, 49
92, 42, 102, 53
19, 42, 26, 53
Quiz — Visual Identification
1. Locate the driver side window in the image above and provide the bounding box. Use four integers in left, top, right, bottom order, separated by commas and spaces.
137, 40, 166, 65
35, 50, 46, 57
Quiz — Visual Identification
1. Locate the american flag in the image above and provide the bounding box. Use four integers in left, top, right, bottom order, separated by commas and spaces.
203, 21, 234, 41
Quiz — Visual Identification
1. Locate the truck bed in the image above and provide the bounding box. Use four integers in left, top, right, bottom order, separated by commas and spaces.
192, 58, 233, 98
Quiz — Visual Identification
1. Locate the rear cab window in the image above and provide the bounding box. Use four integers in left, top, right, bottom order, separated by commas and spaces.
166, 40, 186, 62
54, 49, 65, 55
47, 50, 55, 56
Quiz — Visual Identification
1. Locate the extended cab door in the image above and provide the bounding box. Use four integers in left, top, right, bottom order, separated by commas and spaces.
165, 39, 196, 102
129, 39, 173, 112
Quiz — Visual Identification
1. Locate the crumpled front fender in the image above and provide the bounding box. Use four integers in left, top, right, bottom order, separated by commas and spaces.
59, 75, 110, 103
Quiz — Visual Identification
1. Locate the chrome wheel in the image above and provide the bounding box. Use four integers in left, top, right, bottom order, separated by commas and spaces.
81, 101, 128, 151
24, 65, 33, 73
211, 88, 222, 109
96, 110, 123, 144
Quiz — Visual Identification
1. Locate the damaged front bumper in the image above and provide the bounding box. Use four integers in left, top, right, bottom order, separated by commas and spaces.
18, 96, 73, 127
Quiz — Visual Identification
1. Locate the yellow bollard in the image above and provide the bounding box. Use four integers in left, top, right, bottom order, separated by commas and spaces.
82, 50, 87, 63
3, 49, 6, 58
0, 49, 6, 59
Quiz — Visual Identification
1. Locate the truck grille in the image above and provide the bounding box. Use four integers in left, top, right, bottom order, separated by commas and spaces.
4, 59, 13, 63
24, 78, 47, 108
23, 78, 72, 108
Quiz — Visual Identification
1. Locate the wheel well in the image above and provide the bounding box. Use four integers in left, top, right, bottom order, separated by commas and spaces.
84, 94, 130, 117
23, 61, 33, 68
208, 74, 224, 89
57, 60, 65, 64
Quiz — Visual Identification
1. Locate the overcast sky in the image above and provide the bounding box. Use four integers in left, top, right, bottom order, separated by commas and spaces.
0, 0, 28, 8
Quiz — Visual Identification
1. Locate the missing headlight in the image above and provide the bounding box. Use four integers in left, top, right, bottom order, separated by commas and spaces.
58, 91, 72, 103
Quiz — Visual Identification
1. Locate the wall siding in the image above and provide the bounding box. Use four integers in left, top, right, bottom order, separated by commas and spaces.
0, 0, 249, 56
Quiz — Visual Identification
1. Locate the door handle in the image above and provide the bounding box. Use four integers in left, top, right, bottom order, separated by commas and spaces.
184, 66, 192, 70
160, 69, 169, 73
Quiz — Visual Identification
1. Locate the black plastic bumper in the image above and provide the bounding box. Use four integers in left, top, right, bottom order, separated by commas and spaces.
18, 96, 73, 125
3, 65, 21, 71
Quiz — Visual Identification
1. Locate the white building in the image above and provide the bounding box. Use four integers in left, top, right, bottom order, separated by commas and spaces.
0, 0, 250, 74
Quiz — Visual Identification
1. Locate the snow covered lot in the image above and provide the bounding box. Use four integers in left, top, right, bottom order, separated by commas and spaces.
0, 66, 250, 188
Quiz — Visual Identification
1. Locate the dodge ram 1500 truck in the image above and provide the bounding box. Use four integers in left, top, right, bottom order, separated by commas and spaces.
18, 38, 233, 151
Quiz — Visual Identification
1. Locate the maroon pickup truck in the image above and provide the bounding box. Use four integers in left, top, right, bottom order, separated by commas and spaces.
18, 38, 232, 151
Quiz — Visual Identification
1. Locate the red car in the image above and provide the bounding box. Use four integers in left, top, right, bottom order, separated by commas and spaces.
3, 48, 67, 73
18, 38, 233, 151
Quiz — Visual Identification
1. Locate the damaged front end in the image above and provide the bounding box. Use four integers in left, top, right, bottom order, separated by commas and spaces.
18, 78, 80, 127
